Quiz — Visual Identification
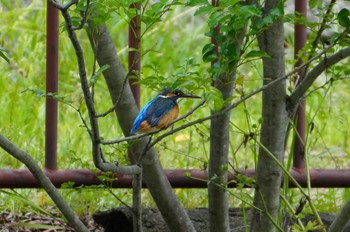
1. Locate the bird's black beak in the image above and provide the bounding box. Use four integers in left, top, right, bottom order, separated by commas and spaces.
180, 93, 201, 99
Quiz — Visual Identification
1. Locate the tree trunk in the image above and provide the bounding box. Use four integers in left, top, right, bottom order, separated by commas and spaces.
86, 24, 195, 232
328, 199, 350, 232
207, 1, 253, 230
250, 1, 288, 232
208, 80, 233, 232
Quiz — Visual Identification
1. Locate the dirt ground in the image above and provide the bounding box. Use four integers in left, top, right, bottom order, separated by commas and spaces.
1, 208, 349, 231
0, 211, 102, 232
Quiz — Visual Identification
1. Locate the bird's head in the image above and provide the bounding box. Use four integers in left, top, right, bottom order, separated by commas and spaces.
159, 87, 200, 100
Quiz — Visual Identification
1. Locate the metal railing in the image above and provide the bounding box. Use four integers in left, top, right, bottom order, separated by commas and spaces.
1, 1, 350, 189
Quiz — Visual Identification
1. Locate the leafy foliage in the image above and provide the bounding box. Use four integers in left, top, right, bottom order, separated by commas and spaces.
1, 1, 350, 230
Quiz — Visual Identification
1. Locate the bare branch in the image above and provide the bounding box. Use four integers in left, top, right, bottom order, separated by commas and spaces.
0, 134, 89, 232
48, 0, 64, 9
95, 74, 129, 118
100, 45, 336, 148
63, 0, 78, 10
329, 199, 350, 232
307, 0, 337, 62
73, 0, 91, 30
289, 47, 350, 107
51, 0, 141, 175
48, 0, 77, 10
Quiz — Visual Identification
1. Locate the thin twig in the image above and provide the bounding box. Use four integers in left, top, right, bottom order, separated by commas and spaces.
49, 0, 141, 175
95, 74, 129, 117
137, 136, 153, 165
73, 0, 91, 30
49, 0, 78, 10
100, 44, 338, 148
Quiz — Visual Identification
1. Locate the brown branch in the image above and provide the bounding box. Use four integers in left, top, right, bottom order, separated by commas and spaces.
0, 134, 89, 232
49, 0, 141, 175
49, 0, 78, 10
73, 0, 91, 30
100, 44, 338, 148
329, 198, 350, 232
289, 47, 350, 107
307, 0, 337, 61
95, 74, 129, 118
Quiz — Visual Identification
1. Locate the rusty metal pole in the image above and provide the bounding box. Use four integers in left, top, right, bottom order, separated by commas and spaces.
128, 3, 141, 107
128, 5, 142, 231
45, 1, 59, 171
2, 169, 350, 188
293, 0, 307, 172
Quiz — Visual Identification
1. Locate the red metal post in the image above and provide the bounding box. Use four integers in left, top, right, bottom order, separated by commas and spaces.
128, 3, 141, 107
293, 0, 307, 171
45, 1, 59, 170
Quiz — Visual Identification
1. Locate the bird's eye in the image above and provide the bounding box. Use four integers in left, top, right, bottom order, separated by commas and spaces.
173, 89, 183, 96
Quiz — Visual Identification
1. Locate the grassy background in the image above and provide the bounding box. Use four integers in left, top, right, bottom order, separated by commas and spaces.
1, 0, 350, 221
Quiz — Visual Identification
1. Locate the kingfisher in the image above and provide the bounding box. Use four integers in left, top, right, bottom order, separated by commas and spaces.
130, 88, 200, 134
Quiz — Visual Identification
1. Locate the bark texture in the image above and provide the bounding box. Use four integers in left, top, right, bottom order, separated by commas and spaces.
328, 199, 350, 232
208, 80, 233, 232
250, 1, 288, 231
86, 24, 195, 232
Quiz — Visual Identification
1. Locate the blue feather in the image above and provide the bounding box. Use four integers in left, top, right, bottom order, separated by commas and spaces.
130, 96, 176, 134
130, 98, 156, 134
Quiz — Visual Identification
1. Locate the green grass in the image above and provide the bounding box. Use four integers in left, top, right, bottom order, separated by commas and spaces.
1, 0, 350, 224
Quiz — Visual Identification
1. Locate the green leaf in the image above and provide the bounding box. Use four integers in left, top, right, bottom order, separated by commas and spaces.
202, 43, 218, 63
204, 87, 224, 112
186, 0, 210, 7
47, 92, 73, 104
203, 51, 218, 63
21, 88, 46, 99
0, 190, 50, 216
0, 47, 9, 63
309, 0, 317, 9
338, 8, 350, 28
245, 50, 271, 59
195, 4, 215, 16
202, 43, 215, 54
90, 64, 110, 86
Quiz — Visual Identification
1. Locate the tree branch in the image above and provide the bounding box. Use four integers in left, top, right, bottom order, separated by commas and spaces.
289, 47, 350, 108
86, 21, 196, 232
0, 134, 89, 232
73, 0, 91, 30
50, 0, 141, 175
100, 44, 333, 148
49, 0, 78, 10
329, 199, 350, 232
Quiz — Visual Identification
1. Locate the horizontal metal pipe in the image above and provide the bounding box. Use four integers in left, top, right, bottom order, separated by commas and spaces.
0, 169, 349, 188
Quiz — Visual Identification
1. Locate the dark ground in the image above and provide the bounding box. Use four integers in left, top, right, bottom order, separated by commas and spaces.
93, 207, 350, 232
1, 208, 350, 231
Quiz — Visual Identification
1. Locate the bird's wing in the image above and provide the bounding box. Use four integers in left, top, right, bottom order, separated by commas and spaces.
130, 98, 157, 134
146, 97, 175, 127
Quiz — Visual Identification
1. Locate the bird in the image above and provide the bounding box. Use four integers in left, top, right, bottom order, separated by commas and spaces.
130, 87, 200, 134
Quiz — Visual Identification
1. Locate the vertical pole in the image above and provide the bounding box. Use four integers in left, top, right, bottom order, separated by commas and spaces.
293, 0, 307, 171
128, 3, 141, 107
128, 4, 142, 232
45, 1, 59, 170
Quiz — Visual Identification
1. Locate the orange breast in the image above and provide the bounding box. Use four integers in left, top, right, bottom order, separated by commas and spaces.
157, 104, 179, 129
